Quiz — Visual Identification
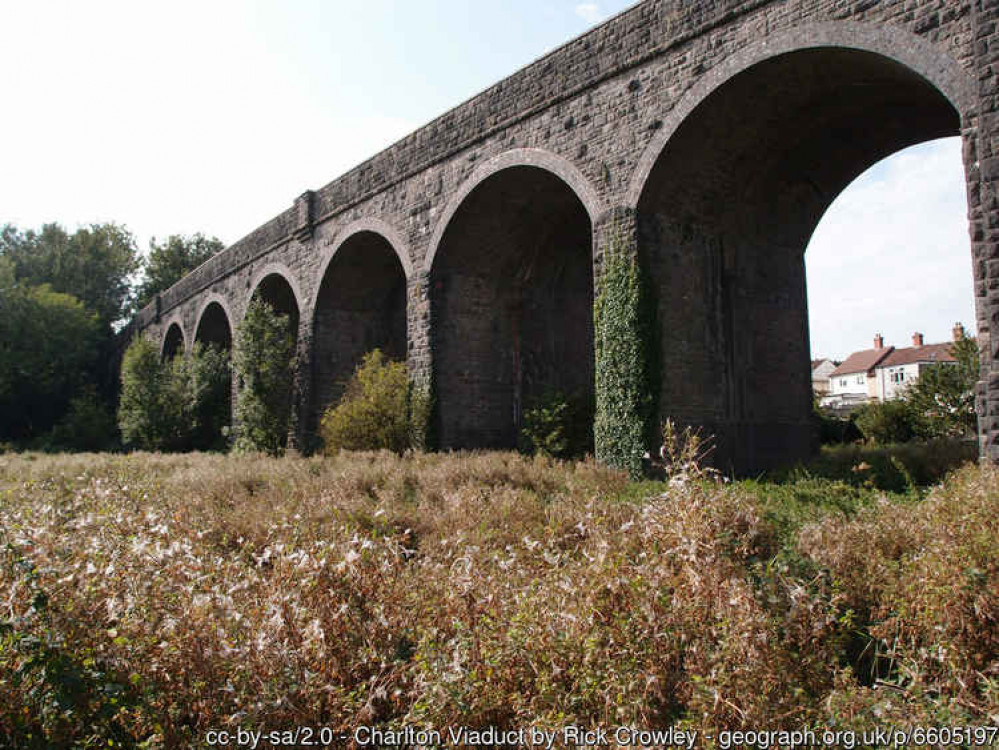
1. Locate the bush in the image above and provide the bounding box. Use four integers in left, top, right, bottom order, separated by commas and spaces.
184, 343, 232, 451
118, 336, 172, 449
853, 399, 920, 445
46, 386, 119, 452
320, 349, 415, 454
118, 337, 231, 451
232, 299, 295, 455
519, 390, 594, 459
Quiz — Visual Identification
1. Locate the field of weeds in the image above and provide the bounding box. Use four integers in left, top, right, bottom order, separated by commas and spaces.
1, 450, 996, 748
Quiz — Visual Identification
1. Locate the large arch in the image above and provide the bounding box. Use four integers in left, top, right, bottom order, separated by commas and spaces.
429, 158, 598, 451
193, 295, 235, 450
424, 148, 607, 274
194, 295, 234, 351
247, 264, 302, 339
310, 224, 409, 432
161, 319, 186, 361
632, 26, 975, 474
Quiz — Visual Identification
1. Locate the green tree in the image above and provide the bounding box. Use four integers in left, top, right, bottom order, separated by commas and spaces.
118, 336, 174, 450
118, 338, 231, 451
905, 336, 980, 439
0, 269, 102, 442
853, 399, 920, 445
184, 343, 232, 451
232, 299, 295, 455
136, 233, 224, 308
0, 222, 141, 329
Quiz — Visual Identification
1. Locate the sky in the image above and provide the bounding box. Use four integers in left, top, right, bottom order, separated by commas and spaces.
0, 0, 975, 361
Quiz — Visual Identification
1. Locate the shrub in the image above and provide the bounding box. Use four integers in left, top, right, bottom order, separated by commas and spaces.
232, 299, 295, 455
519, 390, 594, 459
853, 399, 920, 445
118, 337, 231, 451
320, 349, 416, 454
118, 335, 173, 449
184, 343, 232, 451
47, 385, 119, 452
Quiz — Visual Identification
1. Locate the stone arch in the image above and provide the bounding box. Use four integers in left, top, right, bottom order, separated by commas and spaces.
625, 21, 976, 208
194, 294, 235, 351
309, 221, 409, 433
246, 262, 302, 338
428, 154, 598, 451
161, 318, 186, 361
629, 22, 975, 474
310, 217, 413, 314
424, 148, 606, 274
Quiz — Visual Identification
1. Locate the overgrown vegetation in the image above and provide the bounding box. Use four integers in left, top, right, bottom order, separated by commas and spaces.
832, 336, 981, 448
232, 298, 295, 455
593, 236, 654, 478
0, 448, 991, 746
320, 349, 412, 454
519, 390, 594, 459
118, 337, 231, 452
0, 222, 225, 452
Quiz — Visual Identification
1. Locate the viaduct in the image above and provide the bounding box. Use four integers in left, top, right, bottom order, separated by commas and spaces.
133, 0, 999, 473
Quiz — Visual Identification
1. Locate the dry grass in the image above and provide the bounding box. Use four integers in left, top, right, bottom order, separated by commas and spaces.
0, 450, 995, 747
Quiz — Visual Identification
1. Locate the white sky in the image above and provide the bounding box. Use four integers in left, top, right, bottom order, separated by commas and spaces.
0, 1, 975, 361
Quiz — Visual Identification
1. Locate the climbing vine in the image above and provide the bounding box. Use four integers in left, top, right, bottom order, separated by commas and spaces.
593, 231, 655, 479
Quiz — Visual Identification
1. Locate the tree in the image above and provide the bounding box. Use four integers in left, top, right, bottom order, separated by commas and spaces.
118, 338, 231, 452
905, 336, 980, 439
137, 233, 224, 309
118, 336, 173, 450
0, 222, 141, 330
232, 299, 295, 455
0, 269, 102, 442
853, 399, 920, 445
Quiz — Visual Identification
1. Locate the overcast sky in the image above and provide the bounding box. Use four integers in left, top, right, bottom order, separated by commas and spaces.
0, 0, 975, 361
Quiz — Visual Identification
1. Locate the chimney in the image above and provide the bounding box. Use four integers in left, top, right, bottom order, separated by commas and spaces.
912, 332, 924, 347
952, 322, 965, 342
874, 333, 884, 350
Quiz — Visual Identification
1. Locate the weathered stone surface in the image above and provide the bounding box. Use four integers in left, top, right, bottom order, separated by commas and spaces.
131, 0, 999, 470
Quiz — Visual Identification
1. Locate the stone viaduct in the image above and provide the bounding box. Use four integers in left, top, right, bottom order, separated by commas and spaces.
133, 0, 999, 472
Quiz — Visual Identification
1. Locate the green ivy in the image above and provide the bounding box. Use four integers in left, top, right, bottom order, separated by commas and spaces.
593, 234, 655, 479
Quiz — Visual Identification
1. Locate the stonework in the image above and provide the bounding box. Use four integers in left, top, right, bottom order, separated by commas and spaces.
130, 0, 999, 472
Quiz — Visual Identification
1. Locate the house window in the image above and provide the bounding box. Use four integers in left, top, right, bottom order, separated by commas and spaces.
856, 375, 864, 385
840, 379, 847, 387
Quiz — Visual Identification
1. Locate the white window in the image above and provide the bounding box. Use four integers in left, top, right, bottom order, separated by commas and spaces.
856, 375, 864, 385
840, 379, 847, 387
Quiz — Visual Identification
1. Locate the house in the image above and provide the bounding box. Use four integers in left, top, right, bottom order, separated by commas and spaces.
821, 334, 894, 410
873, 325, 962, 401
811, 358, 837, 398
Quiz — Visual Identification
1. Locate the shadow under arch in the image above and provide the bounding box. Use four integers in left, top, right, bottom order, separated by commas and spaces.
428, 154, 600, 451
246, 264, 302, 339
630, 26, 974, 474
161, 319, 186, 361
309, 221, 410, 435
194, 295, 235, 351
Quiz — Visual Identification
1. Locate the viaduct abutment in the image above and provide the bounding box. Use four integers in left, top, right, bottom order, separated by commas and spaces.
131, 0, 999, 472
